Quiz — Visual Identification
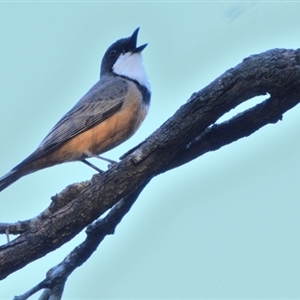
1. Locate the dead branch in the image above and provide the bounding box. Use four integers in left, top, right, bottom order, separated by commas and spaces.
1, 48, 300, 292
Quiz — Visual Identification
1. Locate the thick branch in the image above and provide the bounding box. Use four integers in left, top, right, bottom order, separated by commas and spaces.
165, 92, 291, 170
13, 183, 148, 300
1, 48, 300, 280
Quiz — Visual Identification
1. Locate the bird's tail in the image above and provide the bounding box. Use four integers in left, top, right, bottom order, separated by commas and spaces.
0, 169, 24, 192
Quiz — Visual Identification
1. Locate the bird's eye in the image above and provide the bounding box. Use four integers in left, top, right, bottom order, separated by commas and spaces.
110, 49, 117, 56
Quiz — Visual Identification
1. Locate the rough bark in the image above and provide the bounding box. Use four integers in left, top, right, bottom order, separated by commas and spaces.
1, 48, 300, 284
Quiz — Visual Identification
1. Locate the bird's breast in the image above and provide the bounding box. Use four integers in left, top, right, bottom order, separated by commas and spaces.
87, 80, 149, 154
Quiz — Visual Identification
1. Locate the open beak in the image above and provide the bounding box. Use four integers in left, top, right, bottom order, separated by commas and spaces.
126, 27, 148, 53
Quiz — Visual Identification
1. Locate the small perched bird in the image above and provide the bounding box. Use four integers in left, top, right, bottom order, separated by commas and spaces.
0, 28, 151, 192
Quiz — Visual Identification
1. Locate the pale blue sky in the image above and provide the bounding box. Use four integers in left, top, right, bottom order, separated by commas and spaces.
1, 2, 300, 299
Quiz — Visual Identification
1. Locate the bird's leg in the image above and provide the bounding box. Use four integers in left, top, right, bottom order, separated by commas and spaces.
81, 159, 103, 173
84, 151, 118, 165
97, 155, 118, 164
5, 228, 10, 243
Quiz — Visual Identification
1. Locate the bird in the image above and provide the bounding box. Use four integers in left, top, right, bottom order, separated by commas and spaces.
0, 28, 151, 192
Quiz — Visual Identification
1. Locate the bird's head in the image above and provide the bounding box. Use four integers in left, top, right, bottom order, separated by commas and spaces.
100, 28, 150, 90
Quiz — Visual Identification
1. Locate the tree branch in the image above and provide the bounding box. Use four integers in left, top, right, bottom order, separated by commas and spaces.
13, 182, 148, 300
0, 180, 91, 236
1, 48, 300, 282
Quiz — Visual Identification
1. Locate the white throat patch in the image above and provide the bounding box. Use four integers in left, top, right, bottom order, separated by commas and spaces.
112, 52, 150, 91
